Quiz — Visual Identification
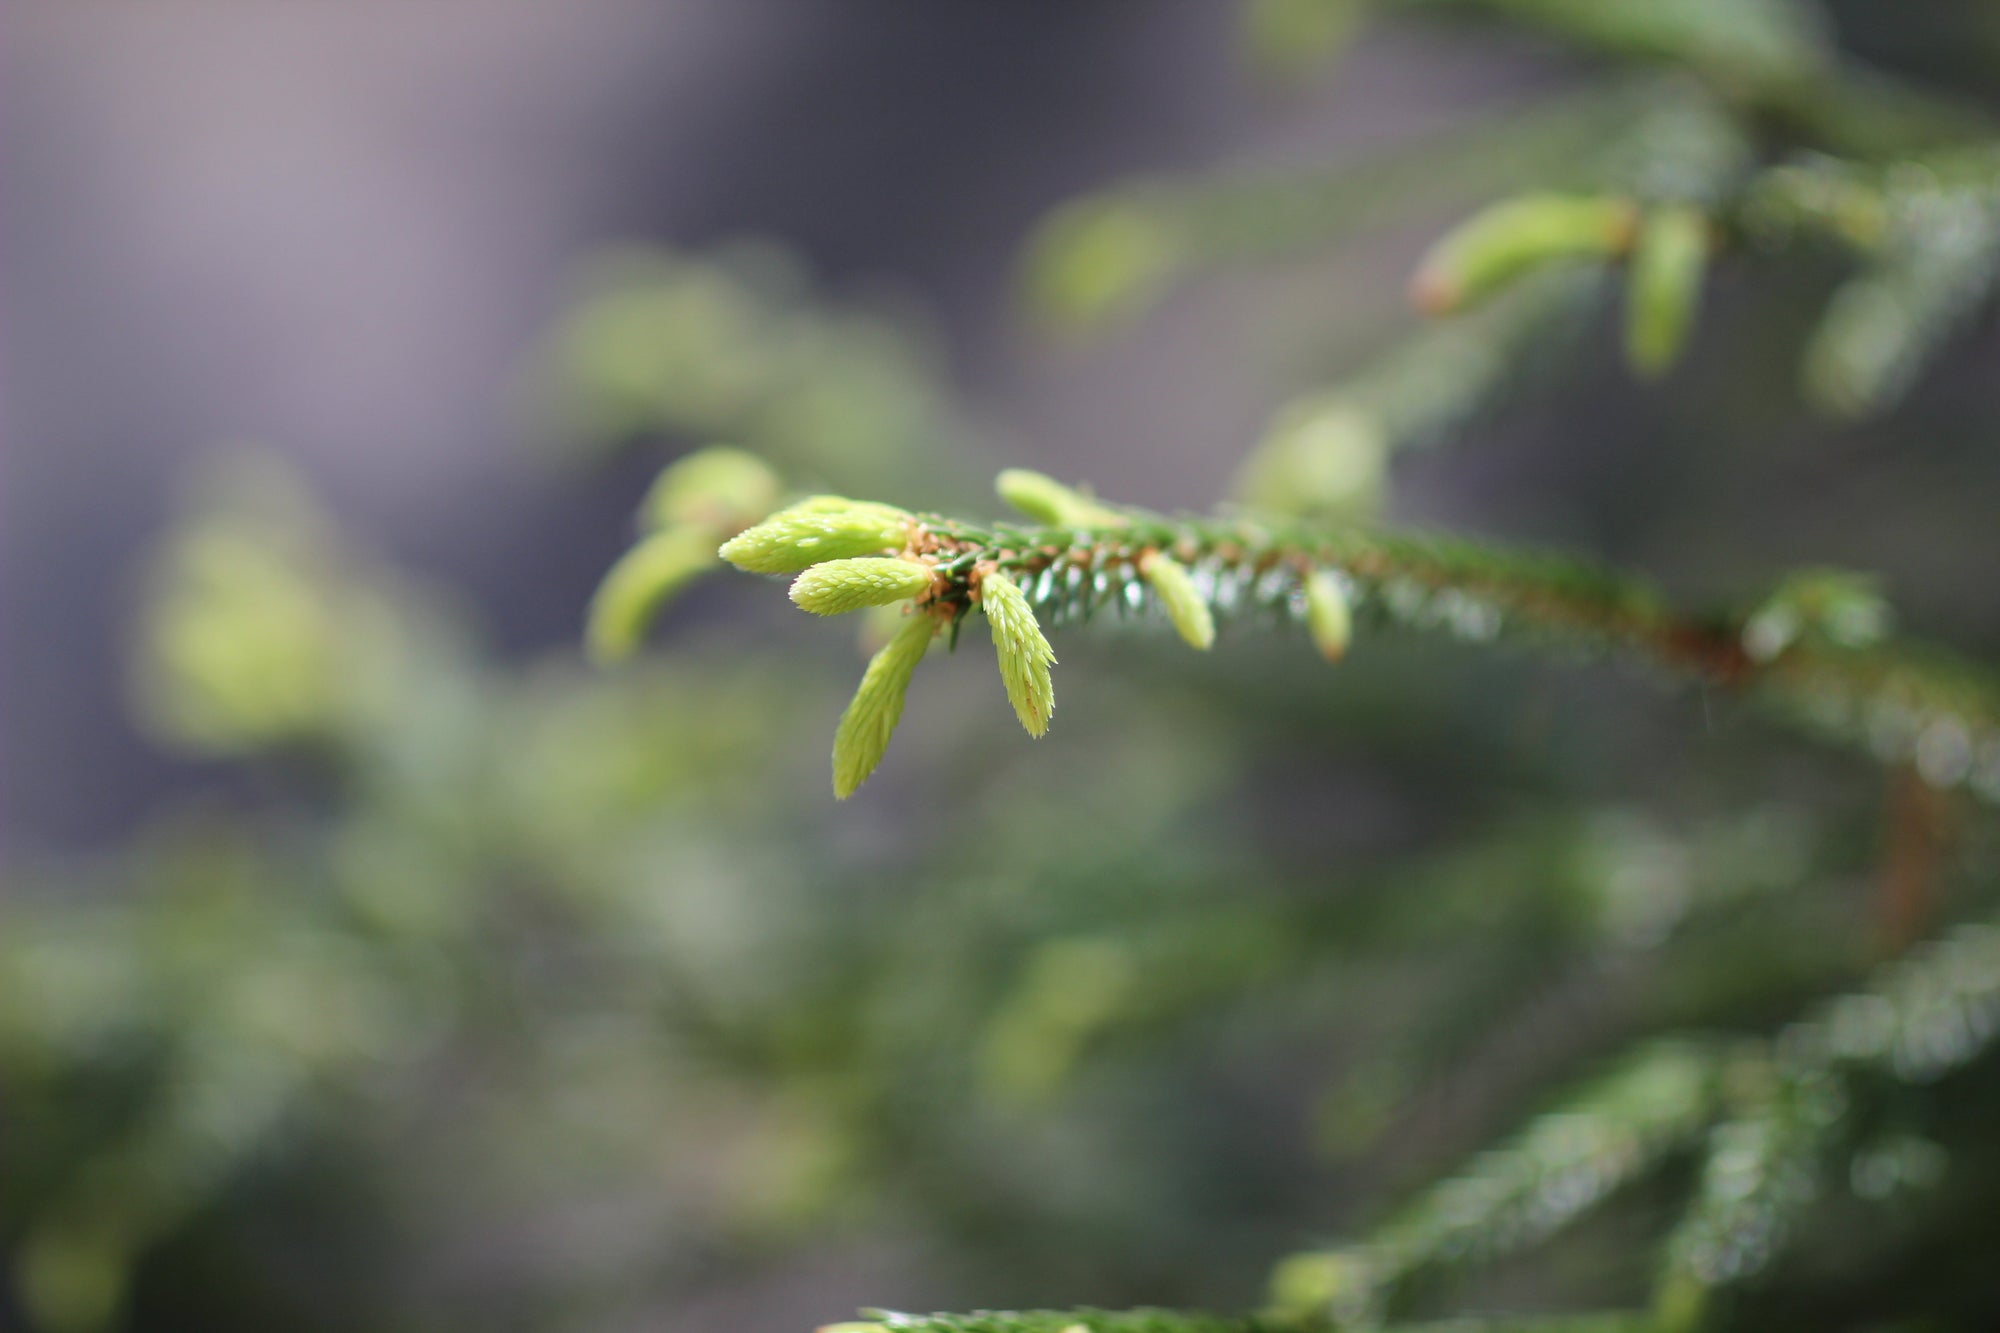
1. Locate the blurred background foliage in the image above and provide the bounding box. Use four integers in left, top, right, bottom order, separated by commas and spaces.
9, 2, 2000, 1331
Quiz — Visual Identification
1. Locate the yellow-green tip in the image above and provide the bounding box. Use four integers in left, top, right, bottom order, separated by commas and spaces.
831, 612, 936, 798
718, 498, 911, 575
789, 557, 934, 616
980, 568, 1056, 737
1141, 550, 1215, 650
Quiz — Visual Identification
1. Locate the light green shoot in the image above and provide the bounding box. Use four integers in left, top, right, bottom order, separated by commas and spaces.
1625, 205, 1710, 379
831, 611, 937, 798
980, 568, 1056, 737
789, 557, 934, 616
719, 498, 912, 575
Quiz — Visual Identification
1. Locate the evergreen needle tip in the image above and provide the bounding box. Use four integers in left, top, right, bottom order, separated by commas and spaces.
789, 557, 934, 616
831, 612, 936, 798
719, 499, 911, 575
981, 568, 1057, 737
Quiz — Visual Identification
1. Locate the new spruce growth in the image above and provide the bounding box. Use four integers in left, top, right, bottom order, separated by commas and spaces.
979, 567, 1056, 737
719, 498, 914, 574
791, 557, 935, 616
831, 611, 936, 800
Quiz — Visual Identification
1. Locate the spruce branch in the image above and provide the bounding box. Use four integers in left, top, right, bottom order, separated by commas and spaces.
691, 471, 2000, 800
1270, 1042, 1720, 1328
1270, 913, 2000, 1333
1649, 914, 2000, 1317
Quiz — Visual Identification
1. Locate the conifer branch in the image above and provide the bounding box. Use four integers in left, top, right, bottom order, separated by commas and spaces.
680, 471, 2000, 800
1267, 913, 2000, 1333
1269, 1042, 1720, 1327
1648, 913, 2000, 1317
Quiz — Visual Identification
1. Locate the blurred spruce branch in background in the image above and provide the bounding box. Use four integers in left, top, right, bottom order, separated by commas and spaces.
809, 913, 2000, 1333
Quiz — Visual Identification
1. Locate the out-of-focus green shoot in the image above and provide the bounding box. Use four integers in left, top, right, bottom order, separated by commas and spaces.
588, 445, 785, 663
587, 527, 722, 663
134, 456, 418, 754
1411, 193, 1638, 315
1624, 203, 1711, 377
1234, 400, 1386, 521
642, 442, 782, 532
1020, 195, 1185, 333
533, 244, 955, 494
979, 937, 1136, 1104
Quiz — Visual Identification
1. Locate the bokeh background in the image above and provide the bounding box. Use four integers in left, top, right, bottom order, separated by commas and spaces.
8, 3, 2000, 1331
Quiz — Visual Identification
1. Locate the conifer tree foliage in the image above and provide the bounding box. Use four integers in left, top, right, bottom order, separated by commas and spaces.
590, 3, 2000, 1331
11, 6, 2000, 1333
